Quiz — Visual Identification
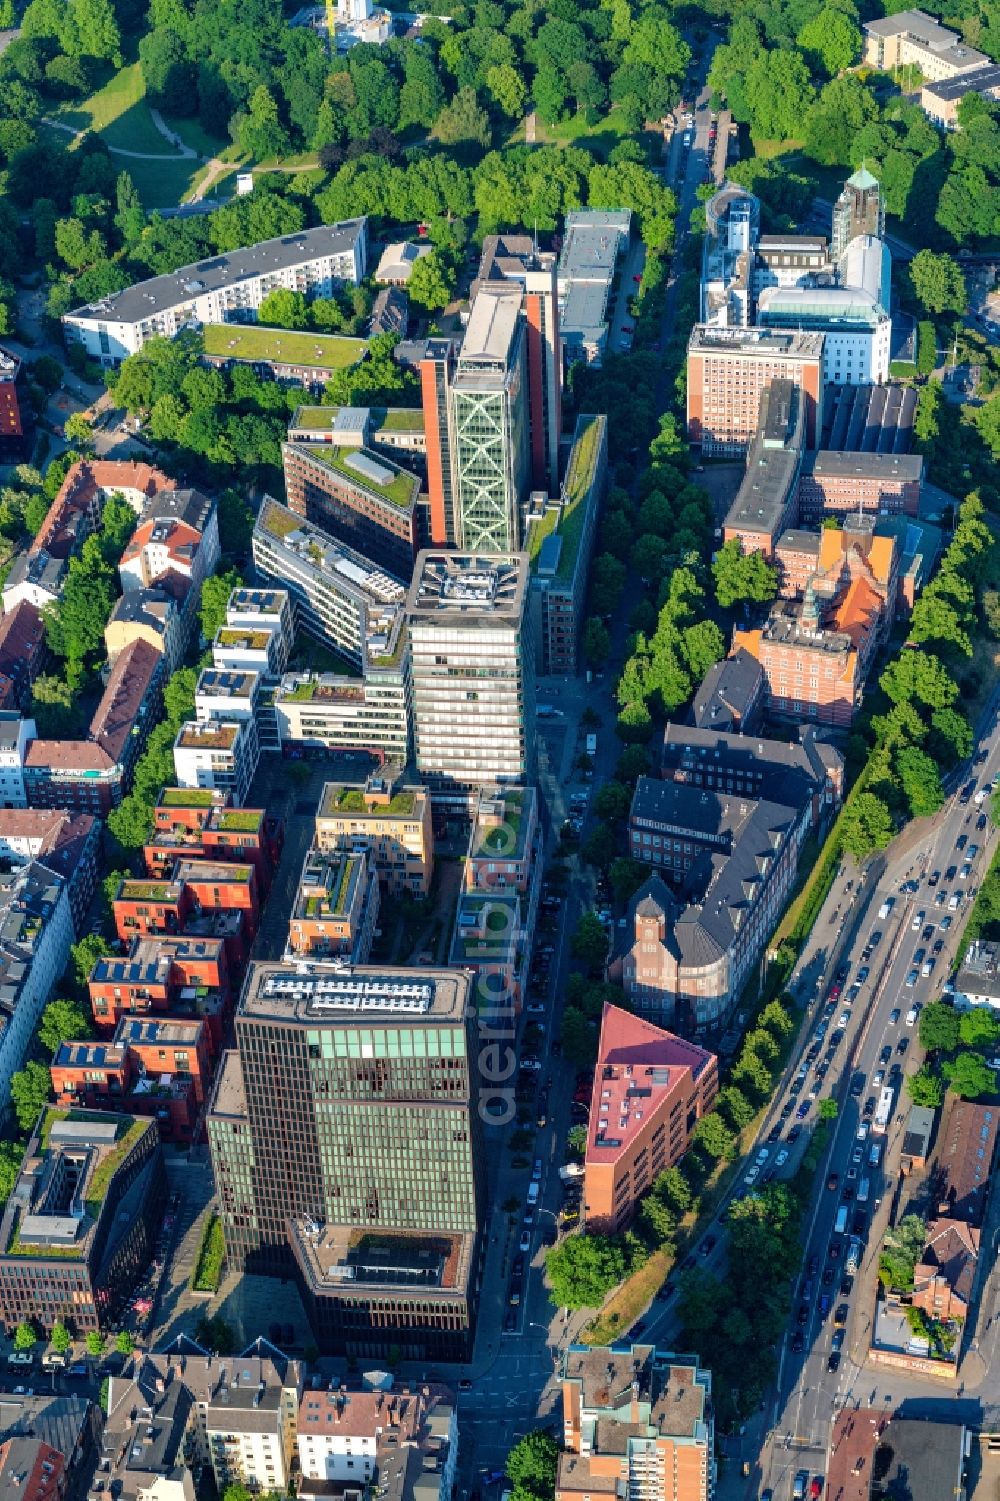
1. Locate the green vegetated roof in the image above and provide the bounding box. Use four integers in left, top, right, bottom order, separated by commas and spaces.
304, 445, 418, 509
331, 787, 417, 817
529, 414, 605, 580
203, 324, 366, 368
376, 408, 425, 433
215, 810, 263, 832
555, 414, 605, 581
160, 787, 217, 807
121, 881, 176, 901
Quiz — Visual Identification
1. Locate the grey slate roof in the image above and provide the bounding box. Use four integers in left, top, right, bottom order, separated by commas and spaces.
691, 649, 763, 733
69, 221, 366, 325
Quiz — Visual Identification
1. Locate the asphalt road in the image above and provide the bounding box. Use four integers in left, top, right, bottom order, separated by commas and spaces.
754, 696, 1000, 1501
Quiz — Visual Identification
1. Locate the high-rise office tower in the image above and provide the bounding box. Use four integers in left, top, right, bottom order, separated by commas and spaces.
831, 167, 884, 262
208, 961, 483, 1359
406, 550, 535, 808
419, 337, 458, 547
449, 287, 530, 552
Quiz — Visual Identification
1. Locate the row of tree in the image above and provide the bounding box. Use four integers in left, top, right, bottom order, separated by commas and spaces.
838, 492, 993, 862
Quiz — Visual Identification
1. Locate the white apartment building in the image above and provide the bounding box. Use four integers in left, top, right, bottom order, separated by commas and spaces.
214, 588, 294, 677
296, 1386, 457, 1501
173, 718, 258, 806
63, 219, 368, 365
0, 714, 34, 809
406, 551, 535, 807
0, 862, 74, 1109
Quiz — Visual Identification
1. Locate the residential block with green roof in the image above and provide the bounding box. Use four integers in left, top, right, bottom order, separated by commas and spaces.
288, 846, 380, 961
526, 412, 608, 674
202, 323, 366, 375
0, 1110, 165, 1333
315, 775, 433, 897
466, 785, 539, 893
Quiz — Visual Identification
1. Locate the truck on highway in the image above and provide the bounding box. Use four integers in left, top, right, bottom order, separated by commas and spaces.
585, 733, 597, 757
845, 1236, 862, 1275
878, 896, 894, 920
857, 1176, 870, 1204
874, 1085, 894, 1134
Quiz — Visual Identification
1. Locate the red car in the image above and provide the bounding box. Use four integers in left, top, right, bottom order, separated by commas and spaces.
633, 273, 643, 283
622, 325, 634, 334
810, 1480, 824, 1500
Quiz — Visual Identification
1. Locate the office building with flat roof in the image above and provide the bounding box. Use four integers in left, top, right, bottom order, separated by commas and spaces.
556, 210, 632, 367
864, 9, 988, 80
722, 379, 805, 557
798, 449, 923, 521
406, 551, 534, 805
286, 845, 380, 962
207, 962, 483, 1359
686, 326, 824, 455
281, 440, 420, 577
252, 496, 406, 668
62, 220, 367, 365
0, 1110, 165, 1334
449, 288, 530, 552
559, 1344, 715, 1501
922, 61, 1000, 124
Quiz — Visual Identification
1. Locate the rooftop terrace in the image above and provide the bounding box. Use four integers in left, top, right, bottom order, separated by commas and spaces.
202, 323, 365, 369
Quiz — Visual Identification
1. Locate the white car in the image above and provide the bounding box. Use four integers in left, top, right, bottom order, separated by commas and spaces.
911, 910, 924, 931
744, 1165, 760, 1186
856, 1121, 870, 1141
755, 1147, 769, 1166
775, 1148, 789, 1167
837, 1011, 850, 1028
519, 1229, 531, 1252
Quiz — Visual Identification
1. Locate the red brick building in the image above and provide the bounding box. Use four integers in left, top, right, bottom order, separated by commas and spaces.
88, 935, 230, 1047
145, 790, 281, 891
23, 639, 165, 814
584, 1004, 717, 1232
0, 346, 28, 441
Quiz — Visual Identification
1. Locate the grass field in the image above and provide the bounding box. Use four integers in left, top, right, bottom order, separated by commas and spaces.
202, 324, 366, 367
60, 64, 180, 155
512, 108, 662, 165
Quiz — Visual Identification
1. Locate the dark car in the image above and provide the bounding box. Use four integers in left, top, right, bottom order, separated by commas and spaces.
656, 1281, 676, 1302
857, 966, 870, 984
788, 1125, 803, 1144
503, 1311, 517, 1332
977, 813, 988, 831
831, 1329, 845, 1352
822, 1266, 835, 1285
827, 1351, 841, 1372
791, 1331, 805, 1353
700, 1235, 717, 1257
842, 1185, 854, 1201
459, 1378, 473, 1391
933, 938, 945, 954
808, 1254, 820, 1275
840, 1277, 853, 1297
827, 1171, 839, 1191
897, 1037, 909, 1055
853, 1211, 867, 1236
828, 1240, 841, 1260
781, 1100, 795, 1118
850, 1076, 865, 1098
946, 865, 958, 881
880, 1045, 893, 1064
769, 1124, 784, 1142
834, 1302, 849, 1325
797, 1304, 809, 1326
864, 1097, 876, 1117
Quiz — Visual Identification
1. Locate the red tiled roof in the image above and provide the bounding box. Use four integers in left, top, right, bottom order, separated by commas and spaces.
121, 518, 203, 567
587, 1004, 716, 1163
832, 575, 883, 646
0, 600, 45, 668
91, 638, 162, 760
31, 460, 174, 559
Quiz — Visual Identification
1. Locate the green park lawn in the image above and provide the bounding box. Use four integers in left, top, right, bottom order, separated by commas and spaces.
522, 108, 662, 164
59, 64, 178, 155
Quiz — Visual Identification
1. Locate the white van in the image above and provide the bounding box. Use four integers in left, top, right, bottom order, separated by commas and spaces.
878, 898, 893, 921
526, 1180, 540, 1207
905, 1006, 918, 1026
857, 1177, 870, 1203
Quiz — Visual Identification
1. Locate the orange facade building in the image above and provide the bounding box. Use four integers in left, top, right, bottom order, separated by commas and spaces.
558, 1344, 715, 1501
584, 1005, 717, 1233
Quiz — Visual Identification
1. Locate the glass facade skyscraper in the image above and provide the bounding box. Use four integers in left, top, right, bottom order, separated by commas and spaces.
208, 963, 483, 1358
